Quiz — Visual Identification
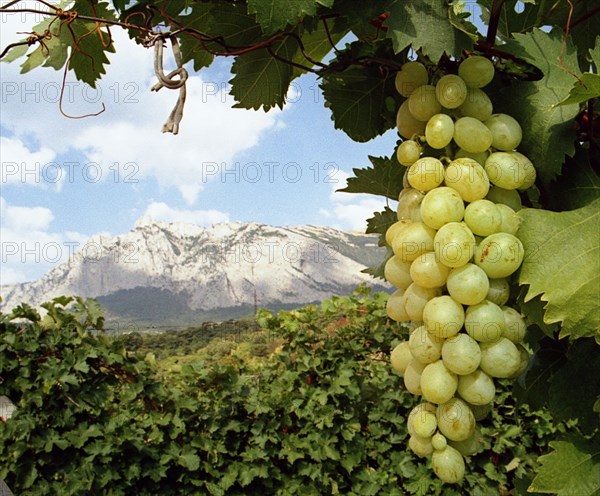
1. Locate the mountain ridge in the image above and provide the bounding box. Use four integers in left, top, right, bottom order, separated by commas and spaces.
0, 220, 389, 325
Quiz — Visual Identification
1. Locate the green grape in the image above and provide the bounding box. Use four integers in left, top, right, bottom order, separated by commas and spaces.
397, 188, 425, 221
479, 337, 521, 378
411, 407, 438, 438
501, 306, 527, 343
434, 221, 476, 268
484, 152, 526, 190
456, 87, 493, 121
409, 402, 437, 422
420, 360, 458, 404
409, 434, 434, 458
432, 432, 448, 451
464, 300, 505, 342
458, 55, 495, 88
409, 324, 443, 364
436, 397, 475, 441
397, 100, 427, 139
453, 117, 493, 154
444, 158, 490, 202
464, 199, 502, 236
395, 61, 429, 97
397, 140, 422, 166
390, 341, 413, 374
386, 288, 409, 322
423, 295, 465, 340
441, 332, 481, 375
385, 219, 412, 246
457, 369, 496, 405
407, 157, 445, 191
435, 74, 467, 109
474, 232, 524, 278
432, 445, 465, 484
425, 113, 455, 149
404, 359, 426, 395
409, 84, 442, 121
410, 251, 450, 289
486, 278, 510, 306
485, 185, 522, 211
404, 283, 442, 321
485, 113, 522, 150
392, 221, 437, 262
508, 343, 530, 378
420, 187, 465, 230
454, 148, 489, 166
446, 263, 490, 306
511, 151, 536, 190
448, 426, 483, 456
384, 255, 413, 289
495, 203, 521, 236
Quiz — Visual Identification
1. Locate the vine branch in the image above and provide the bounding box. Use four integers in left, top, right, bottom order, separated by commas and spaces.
486, 0, 506, 46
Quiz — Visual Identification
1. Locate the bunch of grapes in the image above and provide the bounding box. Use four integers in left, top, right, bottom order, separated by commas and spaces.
387, 56, 534, 484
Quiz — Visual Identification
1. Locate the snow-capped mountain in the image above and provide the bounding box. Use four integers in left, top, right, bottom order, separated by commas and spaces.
0, 220, 388, 325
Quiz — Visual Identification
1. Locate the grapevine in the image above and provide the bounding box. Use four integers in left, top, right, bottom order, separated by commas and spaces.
388, 56, 536, 484
0, 1, 598, 494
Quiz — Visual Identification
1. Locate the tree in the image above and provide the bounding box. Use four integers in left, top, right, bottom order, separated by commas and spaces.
1, 0, 599, 493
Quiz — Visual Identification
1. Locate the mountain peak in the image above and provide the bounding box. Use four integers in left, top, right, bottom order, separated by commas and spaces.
0, 222, 388, 324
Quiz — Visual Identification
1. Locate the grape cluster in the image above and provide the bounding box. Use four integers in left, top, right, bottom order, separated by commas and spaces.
387, 57, 533, 484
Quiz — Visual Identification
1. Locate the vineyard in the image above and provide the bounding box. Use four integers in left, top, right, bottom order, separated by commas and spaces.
0, 291, 584, 495
0, 0, 599, 494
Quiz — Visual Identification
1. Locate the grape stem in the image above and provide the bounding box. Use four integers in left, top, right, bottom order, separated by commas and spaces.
485, 0, 506, 47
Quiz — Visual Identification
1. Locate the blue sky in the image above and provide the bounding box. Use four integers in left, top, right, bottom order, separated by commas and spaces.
0, 6, 400, 284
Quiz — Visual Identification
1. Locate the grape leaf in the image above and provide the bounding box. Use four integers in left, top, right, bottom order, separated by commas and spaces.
591, 36, 600, 71
291, 24, 345, 79
1, 44, 28, 64
331, 0, 395, 39
529, 438, 600, 496
20, 15, 70, 73
178, 2, 264, 52
18, 3, 115, 87
365, 206, 398, 243
321, 42, 400, 142
338, 156, 403, 200
558, 73, 600, 106
478, 0, 556, 40
63, 21, 115, 87
180, 40, 214, 72
547, 147, 600, 211
362, 207, 397, 279
229, 35, 298, 110
498, 29, 580, 185
514, 344, 566, 409
517, 199, 600, 340
247, 0, 319, 34
517, 289, 560, 338
548, 339, 600, 434
385, 0, 473, 61
545, 2, 598, 69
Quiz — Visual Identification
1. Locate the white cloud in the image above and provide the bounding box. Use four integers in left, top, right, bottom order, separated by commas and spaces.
1, 20, 284, 204
0, 197, 89, 284
0, 136, 58, 187
74, 75, 282, 204
142, 201, 229, 226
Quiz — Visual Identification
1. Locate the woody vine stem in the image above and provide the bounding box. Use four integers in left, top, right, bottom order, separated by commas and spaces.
0, 0, 597, 135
